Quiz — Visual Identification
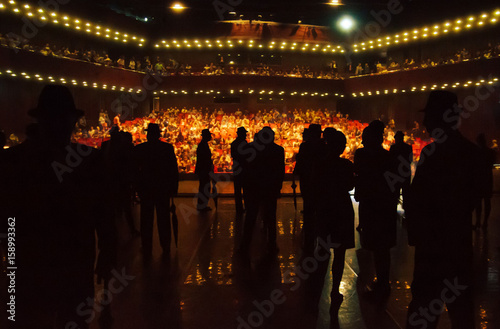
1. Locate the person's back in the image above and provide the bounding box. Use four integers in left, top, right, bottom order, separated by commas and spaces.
0, 85, 115, 328
405, 90, 481, 329
134, 139, 178, 195
407, 132, 481, 253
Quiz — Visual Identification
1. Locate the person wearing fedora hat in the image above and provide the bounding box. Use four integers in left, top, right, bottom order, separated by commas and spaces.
195, 129, 214, 212
133, 123, 179, 259
0, 85, 116, 328
405, 90, 483, 328
294, 123, 325, 253
231, 127, 249, 214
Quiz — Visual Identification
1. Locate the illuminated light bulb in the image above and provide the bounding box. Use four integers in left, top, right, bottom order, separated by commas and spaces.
13, 8, 19, 12
86, 29, 91, 32
50, 12, 56, 16
63, 16, 68, 20
27, 12, 33, 16
75, 19, 80, 23
468, 16, 474, 21
40, 16, 46, 20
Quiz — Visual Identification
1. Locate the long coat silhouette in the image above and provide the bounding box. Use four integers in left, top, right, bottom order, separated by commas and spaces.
134, 126, 179, 256
0, 85, 116, 328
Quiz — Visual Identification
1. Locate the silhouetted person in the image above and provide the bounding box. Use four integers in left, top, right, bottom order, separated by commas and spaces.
294, 124, 324, 253
101, 128, 139, 237
0, 130, 6, 149
0, 85, 116, 328
313, 128, 355, 320
195, 129, 214, 212
231, 127, 248, 214
133, 123, 179, 259
405, 90, 482, 329
354, 120, 398, 300
390, 130, 413, 209
240, 127, 285, 255
474, 133, 496, 230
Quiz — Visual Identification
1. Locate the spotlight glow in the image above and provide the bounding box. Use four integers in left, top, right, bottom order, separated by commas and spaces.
338, 16, 355, 31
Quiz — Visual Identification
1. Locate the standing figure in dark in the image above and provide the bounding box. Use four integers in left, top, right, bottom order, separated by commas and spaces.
389, 131, 413, 210
313, 128, 355, 320
231, 127, 249, 214
101, 127, 139, 237
294, 124, 324, 253
405, 91, 482, 329
0, 85, 116, 328
195, 129, 214, 212
133, 123, 179, 259
354, 120, 398, 299
240, 127, 285, 255
474, 133, 496, 230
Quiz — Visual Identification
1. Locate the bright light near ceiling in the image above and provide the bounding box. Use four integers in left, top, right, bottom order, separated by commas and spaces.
328, 0, 342, 6
170, 2, 187, 12
338, 16, 355, 31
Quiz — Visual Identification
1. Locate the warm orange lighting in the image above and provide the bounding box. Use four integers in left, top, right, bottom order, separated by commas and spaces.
170, 2, 186, 12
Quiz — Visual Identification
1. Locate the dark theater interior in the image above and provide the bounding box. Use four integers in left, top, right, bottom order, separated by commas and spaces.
0, 0, 499, 328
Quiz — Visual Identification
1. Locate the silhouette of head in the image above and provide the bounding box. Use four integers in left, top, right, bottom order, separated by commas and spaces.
308, 124, 322, 141
237, 127, 248, 139
421, 90, 461, 135
394, 131, 404, 143
201, 129, 212, 141
145, 123, 161, 141
29, 85, 84, 146
109, 126, 120, 140
362, 125, 383, 148
259, 126, 275, 145
324, 128, 347, 157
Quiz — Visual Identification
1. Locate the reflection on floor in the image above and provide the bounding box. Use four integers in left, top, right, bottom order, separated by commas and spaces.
89, 194, 500, 329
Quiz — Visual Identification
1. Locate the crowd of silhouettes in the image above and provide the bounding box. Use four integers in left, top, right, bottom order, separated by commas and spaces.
0, 86, 497, 329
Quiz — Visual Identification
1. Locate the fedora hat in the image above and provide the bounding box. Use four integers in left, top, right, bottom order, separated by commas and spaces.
145, 123, 161, 134
28, 85, 84, 119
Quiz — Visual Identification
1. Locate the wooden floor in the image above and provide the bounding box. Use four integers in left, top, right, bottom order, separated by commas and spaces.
83, 189, 500, 329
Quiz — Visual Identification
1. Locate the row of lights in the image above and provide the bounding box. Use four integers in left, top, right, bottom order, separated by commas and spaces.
0, 0, 146, 46
153, 89, 342, 97
351, 77, 499, 97
155, 39, 346, 53
353, 9, 500, 53
0, 68, 143, 93
2, 68, 497, 99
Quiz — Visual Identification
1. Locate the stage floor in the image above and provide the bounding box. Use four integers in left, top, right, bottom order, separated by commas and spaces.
86, 193, 500, 329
